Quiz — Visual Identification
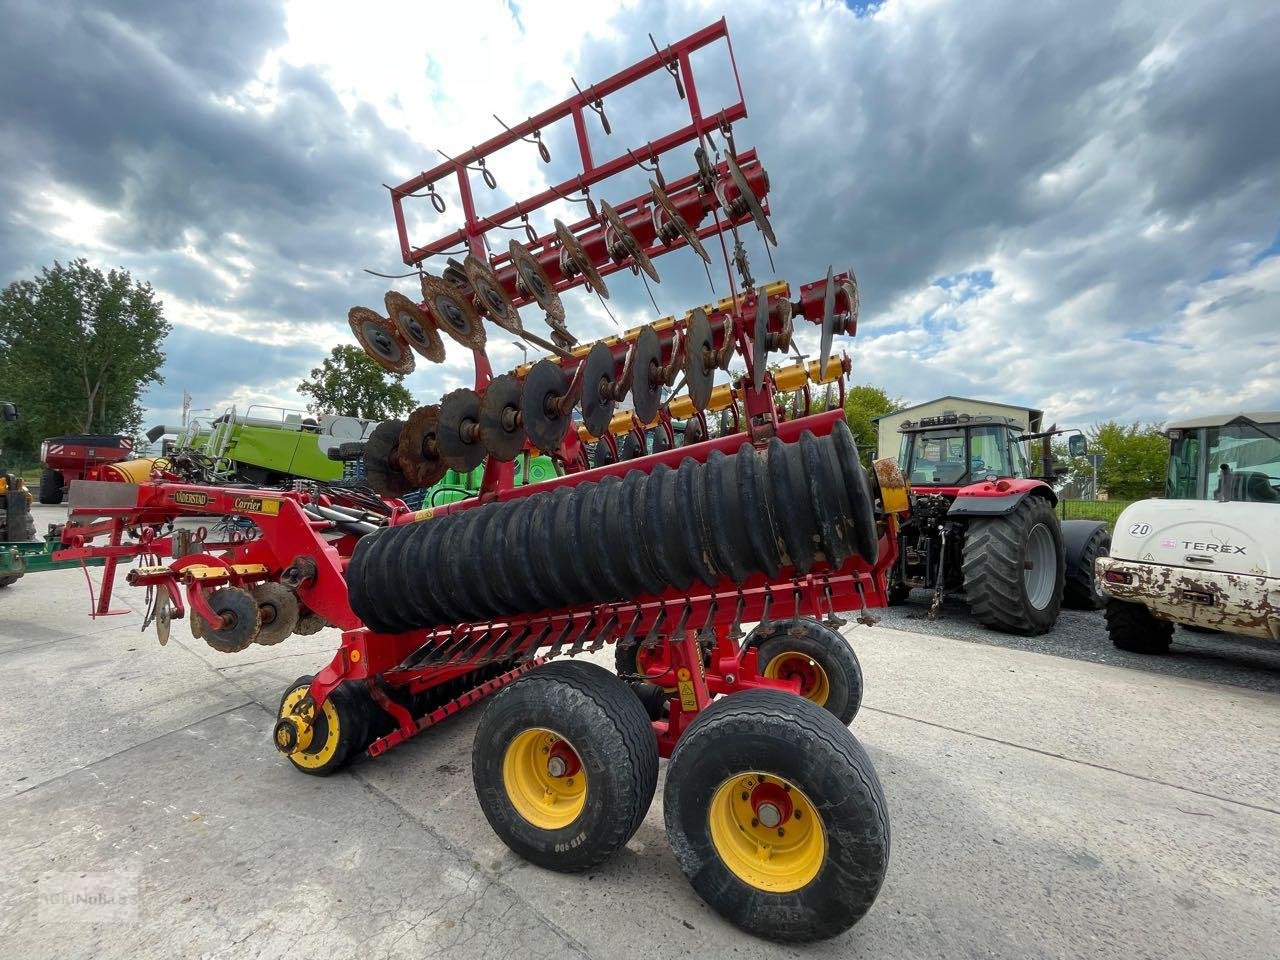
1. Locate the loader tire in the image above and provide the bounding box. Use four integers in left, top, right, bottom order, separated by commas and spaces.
1062, 521, 1110, 610
962, 495, 1064, 635
1105, 598, 1173, 654
663, 689, 890, 942
38, 469, 64, 505
473, 661, 658, 872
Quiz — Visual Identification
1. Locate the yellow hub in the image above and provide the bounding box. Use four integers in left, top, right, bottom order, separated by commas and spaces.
502, 728, 586, 830
763, 652, 831, 707
708, 773, 826, 892
278, 686, 341, 770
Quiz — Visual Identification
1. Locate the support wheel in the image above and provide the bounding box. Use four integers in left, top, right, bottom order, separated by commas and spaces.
962, 495, 1064, 635
663, 689, 890, 942
747, 618, 864, 724
1105, 598, 1173, 654
275, 676, 371, 776
472, 661, 658, 872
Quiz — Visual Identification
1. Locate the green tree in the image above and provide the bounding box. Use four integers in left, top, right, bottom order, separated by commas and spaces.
1090, 420, 1168, 499
298, 345, 415, 420
0, 259, 169, 458
843, 383, 902, 454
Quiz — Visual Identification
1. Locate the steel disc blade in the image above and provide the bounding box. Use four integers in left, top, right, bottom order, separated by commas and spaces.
364, 419, 413, 497
508, 240, 565, 324
631, 325, 663, 424
841, 268, 860, 332
684, 307, 715, 411
478, 373, 526, 462
580, 342, 618, 437
385, 291, 445, 363
593, 437, 615, 468
349, 307, 415, 375
601, 200, 659, 283
463, 254, 523, 333
650, 426, 672, 453
725, 151, 777, 246
820, 265, 836, 379
398, 404, 448, 488
421, 274, 486, 350
649, 178, 709, 263
438, 388, 486, 472
752, 289, 768, 392
554, 218, 609, 299
521, 359, 571, 452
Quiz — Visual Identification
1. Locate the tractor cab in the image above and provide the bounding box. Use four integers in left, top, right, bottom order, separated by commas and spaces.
898, 413, 1034, 492
1165, 413, 1280, 503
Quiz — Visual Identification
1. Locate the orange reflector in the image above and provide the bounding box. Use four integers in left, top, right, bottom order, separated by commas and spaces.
350, 649, 361, 663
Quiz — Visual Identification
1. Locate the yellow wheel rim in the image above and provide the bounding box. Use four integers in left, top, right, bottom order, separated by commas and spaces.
708, 773, 826, 893
502, 728, 587, 830
763, 652, 831, 707
279, 686, 342, 770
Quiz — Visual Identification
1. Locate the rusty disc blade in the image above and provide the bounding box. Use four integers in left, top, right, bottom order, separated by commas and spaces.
580, 342, 617, 437
508, 239, 565, 325
820, 265, 836, 380
398, 404, 448, 488
421, 274, 487, 351
841, 268, 860, 332
438, 388, 486, 472
554, 218, 609, 299
631, 324, 663, 424
649, 178, 709, 263
600, 199, 659, 283
684, 307, 715, 411
724, 152, 776, 247
463, 254, 523, 334
364, 419, 414, 497
478, 373, 526, 462
349, 307, 415, 375
521, 358, 571, 453
385, 291, 445, 363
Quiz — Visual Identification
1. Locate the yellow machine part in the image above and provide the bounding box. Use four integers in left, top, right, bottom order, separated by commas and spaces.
872, 457, 910, 514
100, 458, 160, 483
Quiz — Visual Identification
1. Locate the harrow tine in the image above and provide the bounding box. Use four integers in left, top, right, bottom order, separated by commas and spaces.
698, 595, 718, 643
822, 575, 848, 628
566, 613, 596, 657
642, 606, 668, 649
855, 579, 881, 628
621, 605, 644, 647
788, 583, 805, 637
517, 622, 555, 662
473, 627, 511, 667
415, 627, 461, 667
727, 589, 746, 641
587, 610, 619, 654
758, 588, 774, 635
546, 619, 576, 659
456, 624, 497, 665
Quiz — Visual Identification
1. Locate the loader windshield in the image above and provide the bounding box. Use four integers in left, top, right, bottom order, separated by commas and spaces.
1168, 421, 1280, 502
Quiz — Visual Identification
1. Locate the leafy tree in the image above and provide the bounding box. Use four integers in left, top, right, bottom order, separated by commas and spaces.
1089, 421, 1168, 500
0, 259, 169, 458
298, 345, 415, 420
843, 383, 902, 454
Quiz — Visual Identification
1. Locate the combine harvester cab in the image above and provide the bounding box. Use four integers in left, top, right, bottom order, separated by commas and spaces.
1098, 412, 1280, 651
52, 20, 902, 943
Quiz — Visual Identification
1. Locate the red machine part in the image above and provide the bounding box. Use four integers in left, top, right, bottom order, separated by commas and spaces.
40, 435, 133, 485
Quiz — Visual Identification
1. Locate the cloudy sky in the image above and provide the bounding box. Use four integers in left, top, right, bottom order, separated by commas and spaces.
1, 0, 1277, 430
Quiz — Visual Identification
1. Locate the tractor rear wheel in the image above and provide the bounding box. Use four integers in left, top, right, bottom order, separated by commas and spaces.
472, 661, 658, 872
747, 618, 864, 724
1105, 598, 1174, 654
663, 689, 890, 942
961, 496, 1064, 635
38, 469, 64, 505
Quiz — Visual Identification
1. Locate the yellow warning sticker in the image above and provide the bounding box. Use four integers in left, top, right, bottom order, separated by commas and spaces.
413, 508, 435, 522
676, 667, 698, 712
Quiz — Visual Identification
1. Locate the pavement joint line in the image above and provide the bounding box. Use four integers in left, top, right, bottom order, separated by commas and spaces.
0, 615, 146, 652
863, 705, 1280, 818
1, 700, 255, 804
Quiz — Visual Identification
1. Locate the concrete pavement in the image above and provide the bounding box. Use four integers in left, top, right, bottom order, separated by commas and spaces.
0, 557, 1277, 959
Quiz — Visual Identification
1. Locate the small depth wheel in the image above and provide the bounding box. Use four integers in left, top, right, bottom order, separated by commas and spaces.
274, 676, 370, 776
748, 618, 864, 724
663, 690, 890, 943
472, 661, 658, 872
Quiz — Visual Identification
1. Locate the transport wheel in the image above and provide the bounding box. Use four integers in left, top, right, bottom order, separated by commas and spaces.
663, 689, 890, 942
274, 675, 370, 776
197, 587, 262, 653
251, 582, 299, 645
962, 495, 1064, 636
1105, 598, 1173, 654
38, 468, 64, 504
1062, 521, 1110, 610
747, 618, 864, 724
472, 661, 658, 872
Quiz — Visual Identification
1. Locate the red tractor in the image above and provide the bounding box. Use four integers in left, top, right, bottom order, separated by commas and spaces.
886, 412, 1109, 634
38, 434, 134, 504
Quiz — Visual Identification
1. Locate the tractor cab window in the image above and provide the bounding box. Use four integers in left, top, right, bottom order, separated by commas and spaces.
905, 430, 968, 484
1204, 422, 1280, 503
1007, 432, 1031, 478
967, 426, 1013, 479
1167, 432, 1200, 499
